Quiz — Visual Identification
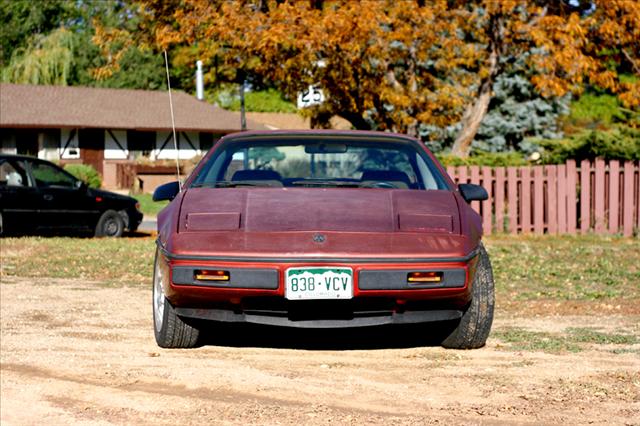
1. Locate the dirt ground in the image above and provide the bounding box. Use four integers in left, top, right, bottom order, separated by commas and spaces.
1, 276, 638, 426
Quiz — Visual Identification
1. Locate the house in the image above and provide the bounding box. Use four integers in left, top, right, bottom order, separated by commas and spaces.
0, 83, 264, 189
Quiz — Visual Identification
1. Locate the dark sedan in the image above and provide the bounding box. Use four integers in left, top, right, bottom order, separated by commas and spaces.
0, 155, 143, 237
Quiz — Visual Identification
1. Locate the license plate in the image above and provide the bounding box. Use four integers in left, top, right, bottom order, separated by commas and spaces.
285, 267, 353, 300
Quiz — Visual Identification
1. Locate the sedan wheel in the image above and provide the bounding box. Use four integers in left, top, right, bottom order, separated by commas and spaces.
152, 249, 200, 348
95, 210, 124, 237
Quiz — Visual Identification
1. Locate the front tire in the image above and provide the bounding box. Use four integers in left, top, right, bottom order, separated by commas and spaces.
152, 250, 200, 348
94, 210, 124, 237
441, 244, 495, 349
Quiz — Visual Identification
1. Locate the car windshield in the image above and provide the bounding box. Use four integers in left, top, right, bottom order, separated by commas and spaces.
191, 137, 448, 190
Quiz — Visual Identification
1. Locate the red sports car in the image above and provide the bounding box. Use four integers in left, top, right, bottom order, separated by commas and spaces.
152, 130, 494, 349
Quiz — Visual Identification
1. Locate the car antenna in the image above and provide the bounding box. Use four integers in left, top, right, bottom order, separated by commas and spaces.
164, 49, 182, 191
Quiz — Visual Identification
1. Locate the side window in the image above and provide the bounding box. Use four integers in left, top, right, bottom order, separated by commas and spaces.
30, 162, 76, 188
0, 160, 30, 187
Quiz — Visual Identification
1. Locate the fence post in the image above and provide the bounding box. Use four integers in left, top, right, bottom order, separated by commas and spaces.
580, 159, 591, 233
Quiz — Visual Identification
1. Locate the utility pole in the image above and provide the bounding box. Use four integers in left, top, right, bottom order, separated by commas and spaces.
239, 74, 247, 131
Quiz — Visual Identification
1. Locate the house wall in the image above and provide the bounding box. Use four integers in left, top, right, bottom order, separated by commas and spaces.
105, 130, 128, 159
154, 131, 202, 160
60, 128, 80, 159
2, 127, 223, 189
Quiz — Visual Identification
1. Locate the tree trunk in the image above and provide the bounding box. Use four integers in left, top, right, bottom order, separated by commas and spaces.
338, 111, 371, 130
451, 13, 503, 158
450, 80, 493, 158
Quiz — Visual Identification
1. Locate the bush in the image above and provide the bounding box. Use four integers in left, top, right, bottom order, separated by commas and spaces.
568, 93, 627, 127
537, 126, 640, 164
436, 151, 529, 167
64, 164, 102, 188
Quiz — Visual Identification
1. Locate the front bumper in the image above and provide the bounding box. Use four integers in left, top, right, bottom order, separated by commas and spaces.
156, 244, 479, 328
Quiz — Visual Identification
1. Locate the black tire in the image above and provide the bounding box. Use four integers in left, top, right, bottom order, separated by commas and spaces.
152, 249, 200, 348
94, 210, 124, 238
441, 244, 495, 349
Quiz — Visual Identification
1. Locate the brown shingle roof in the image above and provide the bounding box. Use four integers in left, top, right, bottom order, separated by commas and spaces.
0, 83, 264, 132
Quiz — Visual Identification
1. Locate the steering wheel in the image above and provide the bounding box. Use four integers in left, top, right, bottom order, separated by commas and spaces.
361, 181, 396, 189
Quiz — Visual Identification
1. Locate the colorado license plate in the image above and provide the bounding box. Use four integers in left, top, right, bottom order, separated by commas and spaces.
285, 267, 353, 300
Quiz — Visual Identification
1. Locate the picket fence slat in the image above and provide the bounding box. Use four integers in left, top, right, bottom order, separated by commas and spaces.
507, 167, 518, 234
482, 166, 492, 235
446, 159, 638, 236
495, 167, 505, 233
546, 165, 557, 234
533, 166, 544, 234
594, 158, 606, 233
608, 161, 619, 234
557, 164, 567, 234
567, 160, 578, 234
580, 159, 591, 234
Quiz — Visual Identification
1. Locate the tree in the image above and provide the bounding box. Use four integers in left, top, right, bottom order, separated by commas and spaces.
111, 1, 640, 156
1, 0, 166, 90
0, 0, 74, 66
421, 52, 571, 154
2, 28, 75, 85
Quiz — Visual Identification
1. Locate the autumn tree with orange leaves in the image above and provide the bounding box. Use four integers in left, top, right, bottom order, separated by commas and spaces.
116, 0, 639, 157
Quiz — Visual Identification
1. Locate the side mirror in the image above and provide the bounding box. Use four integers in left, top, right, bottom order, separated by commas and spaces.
458, 183, 488, 203
153, 181, 180, 201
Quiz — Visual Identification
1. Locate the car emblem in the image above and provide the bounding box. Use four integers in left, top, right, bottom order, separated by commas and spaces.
312, 233, 326, 243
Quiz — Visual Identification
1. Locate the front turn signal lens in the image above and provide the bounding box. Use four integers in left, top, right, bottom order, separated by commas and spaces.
194, 269, 230, 282
407, 271, 443, 283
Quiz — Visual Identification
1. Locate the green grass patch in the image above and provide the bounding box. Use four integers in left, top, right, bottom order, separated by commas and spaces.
494, 328, 582, 353
565, 328, 638, 345
484, 234, 640, 301
0, 237, 156, 286
132, 193, 169, 217
494, 326, 638, 353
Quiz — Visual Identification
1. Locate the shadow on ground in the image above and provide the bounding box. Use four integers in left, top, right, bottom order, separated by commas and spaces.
198, 322, 454, 351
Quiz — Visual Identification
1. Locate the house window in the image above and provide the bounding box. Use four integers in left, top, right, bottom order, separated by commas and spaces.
199, 133, 222, 153
127, 130, 155, 159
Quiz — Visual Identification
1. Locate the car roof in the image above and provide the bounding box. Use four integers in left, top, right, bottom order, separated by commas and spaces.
221, 129, 420, 144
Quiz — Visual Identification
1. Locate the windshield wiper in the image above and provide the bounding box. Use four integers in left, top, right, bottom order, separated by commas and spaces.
191, 181, 268, 188
290, 180, 361, 188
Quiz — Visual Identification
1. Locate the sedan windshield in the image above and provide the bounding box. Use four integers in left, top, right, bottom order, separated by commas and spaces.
191, 137, 448, 190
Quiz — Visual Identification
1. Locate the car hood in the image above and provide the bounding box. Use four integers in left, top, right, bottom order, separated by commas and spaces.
163, 188, 473, 260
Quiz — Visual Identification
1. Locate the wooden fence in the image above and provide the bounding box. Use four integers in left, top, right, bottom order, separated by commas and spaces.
447, 159, 640, 236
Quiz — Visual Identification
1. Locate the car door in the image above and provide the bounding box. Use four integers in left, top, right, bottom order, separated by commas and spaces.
28, 160, 99, 231
0, 158, 39, 233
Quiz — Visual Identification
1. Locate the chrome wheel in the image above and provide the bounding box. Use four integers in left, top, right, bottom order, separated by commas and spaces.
153, 256, 165, 332
152, 249, 200, 348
